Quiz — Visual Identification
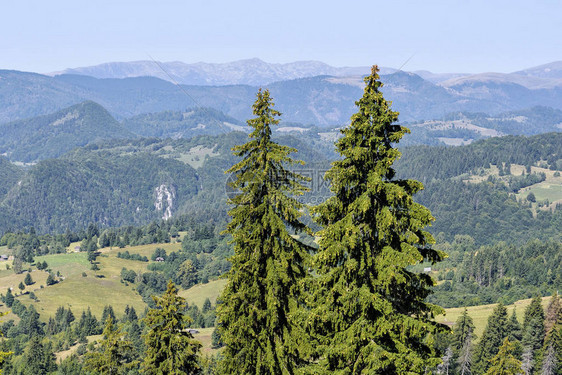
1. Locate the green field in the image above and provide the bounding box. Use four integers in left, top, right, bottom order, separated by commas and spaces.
2, 240, 556, 353
179, 279, 227, 308
174, 145, 219, 169
436, 296, 552, 338
465, 164, 562, 210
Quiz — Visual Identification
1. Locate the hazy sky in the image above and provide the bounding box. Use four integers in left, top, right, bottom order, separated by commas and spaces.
1, 0, 561, 74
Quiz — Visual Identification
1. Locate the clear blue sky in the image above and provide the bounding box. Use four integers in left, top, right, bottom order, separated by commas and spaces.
1, 0, 560, 74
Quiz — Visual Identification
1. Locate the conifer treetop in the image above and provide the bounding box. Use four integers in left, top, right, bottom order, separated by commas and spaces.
306, 65, 448, 374
217, 89, 312, 374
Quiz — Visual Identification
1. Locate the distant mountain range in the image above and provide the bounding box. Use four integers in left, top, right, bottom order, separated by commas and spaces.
1, 97, 561, 164
2, 59, 562, 130
51, 58, 392, 86
52, 58, 562, 88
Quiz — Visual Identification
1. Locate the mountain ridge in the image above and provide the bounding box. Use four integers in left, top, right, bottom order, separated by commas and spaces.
50, 58, 388, 86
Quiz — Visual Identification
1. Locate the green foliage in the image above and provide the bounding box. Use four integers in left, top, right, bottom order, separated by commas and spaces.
116, 251, 148, 262
24, 273, 33, 286
0, 157, 23, 200
4, 289, 14, 308
19, 335, 56, 375
83, 317, 137, 375
484, 338, 523, 375
0, 311, 13, 375
142, 281, 201, 374
474, 303, 511, 374
521, 296, 545, 367
430, 240, 562, 308
304, 66, 447, 373
46, 274, 56, 286
101, 306, 117, 325
217, 89, 312, 374
523, 296, 545, 330
452, 308, 476, 355
176, 260, 198, 289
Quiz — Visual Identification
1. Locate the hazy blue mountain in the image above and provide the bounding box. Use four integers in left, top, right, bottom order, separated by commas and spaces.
513, 61, 562, 79
53, 58, 391, 86
4, 64, 562, 128
0, 70, 90, 123
0, 101, 134, 162
441, 74, 562, 110
441, 72, 562, 90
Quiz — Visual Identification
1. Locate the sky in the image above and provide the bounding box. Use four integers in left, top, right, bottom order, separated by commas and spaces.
1, 0, 561, 74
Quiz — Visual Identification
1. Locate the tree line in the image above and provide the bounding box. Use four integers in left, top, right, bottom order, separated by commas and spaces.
434, 294, 562, 374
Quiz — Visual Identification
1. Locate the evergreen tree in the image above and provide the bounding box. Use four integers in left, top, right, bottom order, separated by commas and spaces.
24, 273, 33, 286
102, 305, 117, 325
202, 298, 211, 314
216, 89, 312, 374
3, 289, 13, 308
20, 335, 56, 375
539, 326, 561, 375
523, 296, 544, 331
83, 317, 136, 375
508, 308, 523, 342
18, 282, 25, 293
452, 308, 476, 355
474, 303, 510, 374
522, 317, 545, 362
58, 354, 83, 375
484, 338, 523, 375
46, 273, 56, 286
142, 281, 201, 374
303, 65, 447, 373
508, 308, 523, 358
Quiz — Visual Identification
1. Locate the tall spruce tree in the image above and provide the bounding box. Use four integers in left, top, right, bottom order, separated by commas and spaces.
303, 66, 448, 374
216, 89, 312, 374
484, 338, 523, 375
474, 303, 510, 374
142, 281, 201, 374
453, 308, 476, 355
523, 296, 544, 331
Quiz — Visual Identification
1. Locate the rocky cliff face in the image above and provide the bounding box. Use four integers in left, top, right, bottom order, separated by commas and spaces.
154, 184, 175, 220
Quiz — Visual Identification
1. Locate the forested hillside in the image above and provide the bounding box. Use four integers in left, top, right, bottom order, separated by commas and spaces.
0, 157, 23, 198
122, 107, 246, 138
0, 101, 133, 162
0, 132, 328, 234
1, 152, 199, 233
0, 131, 561, 240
